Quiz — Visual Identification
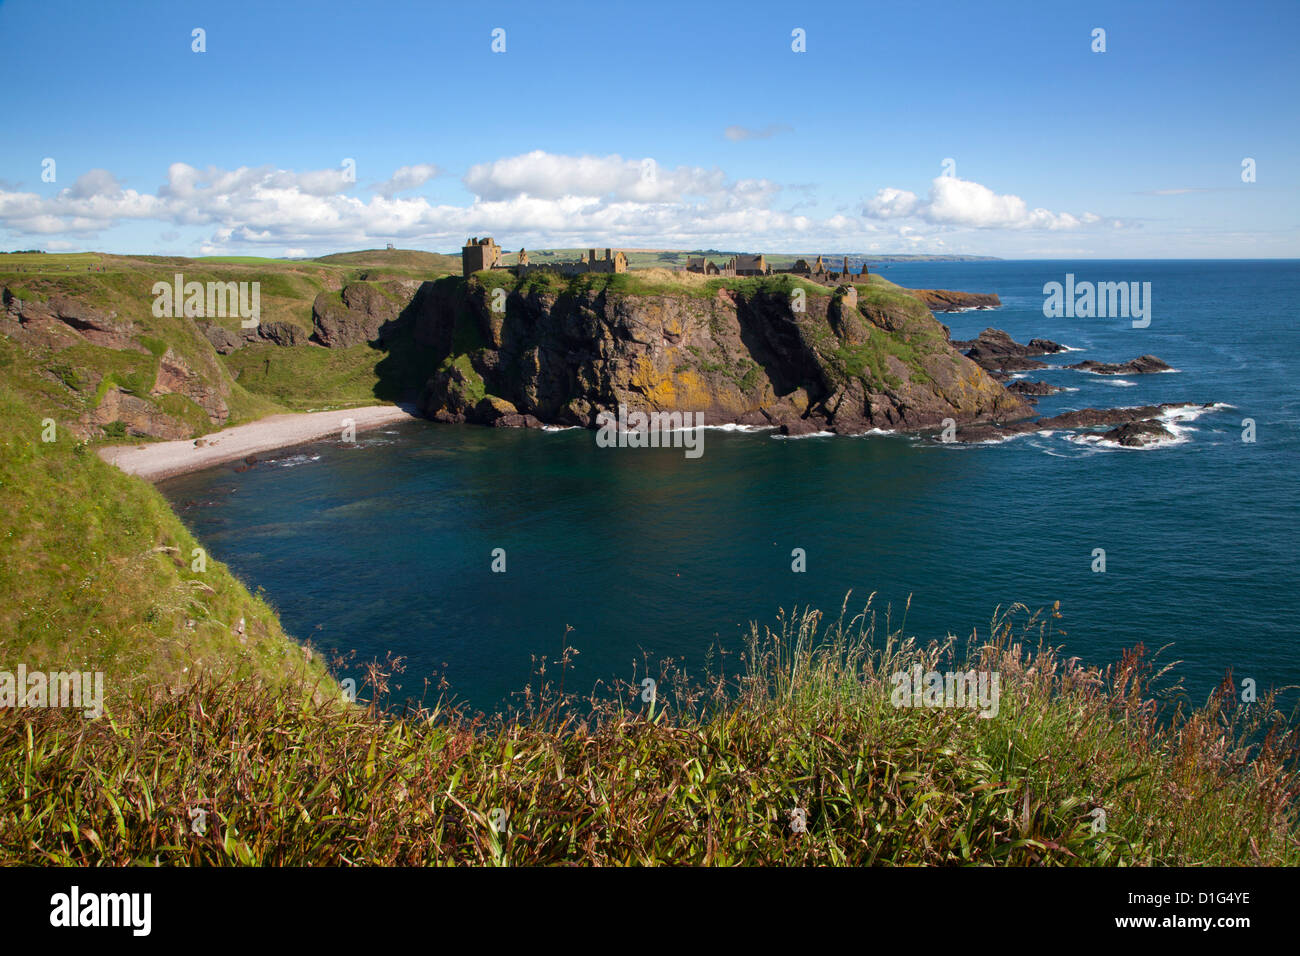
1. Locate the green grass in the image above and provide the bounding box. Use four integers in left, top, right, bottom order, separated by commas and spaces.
831, 324, 940, 390
0, 385, 331, 706
223, 342, 390, 410
0, 252, 420, 438
195, 256, 302, 265
314, 248, 460, 278
223, 321, 439, 411
1, 251, 873, 451
468, 267, 835, 302
0, 252, 104, 274
1, 595, 1295, 865
437, 353, 487, 406
818, 277, 953, 390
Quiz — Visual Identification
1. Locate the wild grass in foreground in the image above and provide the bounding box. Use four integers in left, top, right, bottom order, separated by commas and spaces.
2, 598, 1297, 865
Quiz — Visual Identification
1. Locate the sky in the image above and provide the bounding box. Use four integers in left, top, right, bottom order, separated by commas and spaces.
0, 0, 1296, 258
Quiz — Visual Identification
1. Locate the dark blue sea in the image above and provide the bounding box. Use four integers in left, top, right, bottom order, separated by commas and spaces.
160, 260, 1300, 712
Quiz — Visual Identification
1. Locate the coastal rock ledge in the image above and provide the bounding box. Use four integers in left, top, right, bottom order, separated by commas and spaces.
412, 275, 1029, 435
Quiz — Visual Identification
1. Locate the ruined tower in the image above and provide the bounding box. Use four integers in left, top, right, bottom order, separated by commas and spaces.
462, 237, 501, 276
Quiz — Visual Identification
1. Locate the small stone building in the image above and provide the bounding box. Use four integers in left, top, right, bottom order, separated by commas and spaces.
462, 237, 501, 276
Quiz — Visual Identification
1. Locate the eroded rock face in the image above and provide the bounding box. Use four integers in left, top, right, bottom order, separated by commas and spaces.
1067, 355, 1172, 375
414, 278, 1029, 435
200, 322, 246, 354
312, 279, 421, 348
91, 387, 192, 440
422, 357, 483, 423
7, 291, 142, 351
2, 285, 239, 439
199, 318, 310, 351
151, 347, 229, 423
257, 321, 307, 347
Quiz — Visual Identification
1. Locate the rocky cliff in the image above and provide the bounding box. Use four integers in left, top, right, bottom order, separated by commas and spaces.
411, 272, 1028, 435
2, 285, 244, 440
0, 262, 1031, 441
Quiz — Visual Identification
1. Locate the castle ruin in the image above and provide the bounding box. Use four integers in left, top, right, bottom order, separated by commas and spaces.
461, 237, 501, 275
686, 251, 867, 284
785, 255, 865, 284
685, 253, 770, 277
461, 238, 626, 277
461, 237, 866, 285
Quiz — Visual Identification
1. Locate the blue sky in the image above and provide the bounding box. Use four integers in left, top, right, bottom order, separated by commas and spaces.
1, 0, 1296, 257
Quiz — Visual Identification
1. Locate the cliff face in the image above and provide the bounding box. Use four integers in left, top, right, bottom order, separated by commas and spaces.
0, 261, 1028, 442
413, 273, 1028, 434
2, 286, 243, 440
311, 278, 422, 348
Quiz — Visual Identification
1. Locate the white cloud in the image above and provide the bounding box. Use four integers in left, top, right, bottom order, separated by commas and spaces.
863, 187, 921, 219
0, 154, 1115, 255
68, 169, 125, 199
864, 176, 1092, 230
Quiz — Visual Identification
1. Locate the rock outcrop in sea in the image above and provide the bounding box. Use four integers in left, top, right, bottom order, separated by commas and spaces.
951, 402, 1210, 444
950, 328, 1069, 376
1067, 355, 1173, 375
910, 289, 1002, 312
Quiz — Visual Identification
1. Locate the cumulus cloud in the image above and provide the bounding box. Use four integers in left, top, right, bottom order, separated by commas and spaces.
0, 154, 1108, 255
863, 186, 921, 219
0, 154, 795, 249
864, 176, 1093, 230
68, 169, 124, 199
723, 124, 792, 142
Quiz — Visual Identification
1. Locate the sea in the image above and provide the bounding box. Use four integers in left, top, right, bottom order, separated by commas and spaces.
159, 260, 1300, 714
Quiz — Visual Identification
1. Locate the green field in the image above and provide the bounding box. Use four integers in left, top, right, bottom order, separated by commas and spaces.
195, 256, 304, 265
0, 251, 106, 273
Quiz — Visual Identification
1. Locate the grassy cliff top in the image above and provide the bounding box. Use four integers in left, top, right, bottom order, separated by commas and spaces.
2, 596, 1295, 865
467, 265, 917, 302
0, 385, 333, 706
